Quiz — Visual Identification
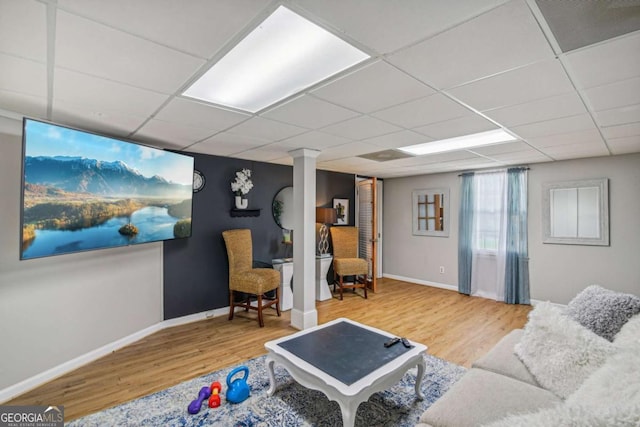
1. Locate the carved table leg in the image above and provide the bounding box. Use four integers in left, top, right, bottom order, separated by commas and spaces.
265, 356, 277, 396
338, 399, 361, 427
415, 357, 426, 400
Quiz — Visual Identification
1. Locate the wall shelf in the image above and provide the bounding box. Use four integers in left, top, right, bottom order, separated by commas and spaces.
230, 208, 261, 217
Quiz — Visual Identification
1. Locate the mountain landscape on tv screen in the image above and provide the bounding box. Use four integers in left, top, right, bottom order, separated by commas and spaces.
21, 155, 193, 259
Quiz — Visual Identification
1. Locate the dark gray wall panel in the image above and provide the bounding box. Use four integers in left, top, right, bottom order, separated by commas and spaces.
163, 152, 354, 320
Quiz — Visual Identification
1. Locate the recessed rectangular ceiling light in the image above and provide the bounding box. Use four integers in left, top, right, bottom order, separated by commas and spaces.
182, 6, 370, 113
397, 129, 518, 156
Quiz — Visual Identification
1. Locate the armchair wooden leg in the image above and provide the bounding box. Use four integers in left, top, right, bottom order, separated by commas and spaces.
339, 275, 344, 301
257, 294, 265, 327
363, 277, 368, 299
228, 290, 235, 321
275, 287, 281, 317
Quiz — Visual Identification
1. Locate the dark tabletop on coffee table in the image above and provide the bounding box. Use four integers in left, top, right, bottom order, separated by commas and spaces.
277, 321, 411, 385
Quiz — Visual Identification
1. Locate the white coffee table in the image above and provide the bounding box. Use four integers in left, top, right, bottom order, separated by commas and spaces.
264, 318, 427, 427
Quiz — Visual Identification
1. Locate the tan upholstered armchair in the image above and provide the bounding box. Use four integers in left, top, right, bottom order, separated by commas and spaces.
222, 229, 280, 327
330, 226, 369, 300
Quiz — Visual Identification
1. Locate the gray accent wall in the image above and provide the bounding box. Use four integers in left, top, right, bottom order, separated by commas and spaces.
384, 154, 640, 304
163, 152, 355, 319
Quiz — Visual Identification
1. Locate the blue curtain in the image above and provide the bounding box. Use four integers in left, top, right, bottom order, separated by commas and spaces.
458, 173, 475, 295
504, 168, 530, 304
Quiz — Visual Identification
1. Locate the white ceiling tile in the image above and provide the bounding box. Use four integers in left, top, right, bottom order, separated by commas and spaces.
58, 0, 269, 59
391, 150, 479, 167
316, 141, 380, 161
482, 150, 551, 163
233, 146, 291, 162
361, 130, 429, 149
541, 141, 610, 159
372, 94, 470, 129
54, 68, 169, 117
262, 95, 359, 129
0, 0, 46, 61
602, 122, 640, 139
269, 156, 294, 166
527, 128, 604, 148
134, 119, 215, 147
469, 141, 532, 155
191, 132, 270, 156
226, 117, 307, 141
317, 156, 376, 172
388, 0, 554, 89
0, 90, 47, 119
0, 53, 46, 97
55, 11, 205, 93
606, 136, 640, 155
311, 61, 435, 113
414, 113, 498, 139
594, 104, 640, 127
442, 158, 503, 170
52, 99, 148, 136
511, 114, 596, 139
320, 116, 401, 140
448, 59, 574, 112
294, 0, 509, 54
582, 76, 640, 112
565, 31, 640, 89
484, 92, 587, 127
155, 97, 250, 131
277, 131, 351, 150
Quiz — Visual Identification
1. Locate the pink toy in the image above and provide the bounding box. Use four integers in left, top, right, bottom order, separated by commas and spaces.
188, 386, 211, 414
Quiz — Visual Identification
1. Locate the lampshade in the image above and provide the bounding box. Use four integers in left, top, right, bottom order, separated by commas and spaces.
316, 207, 337, 224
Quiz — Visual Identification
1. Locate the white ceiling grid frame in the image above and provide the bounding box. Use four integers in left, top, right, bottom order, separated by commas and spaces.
56, 0, 272, 59
387, 0, 556, 90
524, 0, 616, 156
54, 11, 206, 94
309, 60, 437, 114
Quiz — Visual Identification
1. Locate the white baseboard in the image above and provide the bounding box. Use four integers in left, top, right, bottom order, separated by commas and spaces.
530, 298, 567, 309
383, 273, 458, 292
0, 307, 229, 403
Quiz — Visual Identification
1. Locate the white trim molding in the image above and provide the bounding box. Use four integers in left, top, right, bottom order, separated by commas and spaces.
0, 307, 230, 403
383, 273, 458, 292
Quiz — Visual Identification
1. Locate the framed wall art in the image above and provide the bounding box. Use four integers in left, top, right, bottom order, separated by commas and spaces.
332, 198, 349, 225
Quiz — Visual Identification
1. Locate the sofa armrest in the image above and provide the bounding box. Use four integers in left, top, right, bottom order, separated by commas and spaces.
419, 368, 560, 427
472, 329, 539, 387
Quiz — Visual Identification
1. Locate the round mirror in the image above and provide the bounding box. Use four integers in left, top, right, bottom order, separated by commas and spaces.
273, 186, 294, 230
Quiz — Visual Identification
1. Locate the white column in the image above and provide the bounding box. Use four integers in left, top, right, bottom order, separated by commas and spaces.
289, 148, 320, 330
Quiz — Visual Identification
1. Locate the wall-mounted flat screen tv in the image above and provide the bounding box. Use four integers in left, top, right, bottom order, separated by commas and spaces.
20, 118, 194, 260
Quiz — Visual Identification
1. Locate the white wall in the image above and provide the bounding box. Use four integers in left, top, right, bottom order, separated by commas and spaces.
384, 154, 640, 304
0, 122, 164, 392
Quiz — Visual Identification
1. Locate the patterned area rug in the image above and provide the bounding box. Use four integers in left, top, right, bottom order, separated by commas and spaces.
68, 353, 465, 426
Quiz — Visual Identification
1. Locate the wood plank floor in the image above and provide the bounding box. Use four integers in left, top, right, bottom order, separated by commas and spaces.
5, 278, 531, 421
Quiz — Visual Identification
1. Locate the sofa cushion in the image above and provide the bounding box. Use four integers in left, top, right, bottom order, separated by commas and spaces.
481, 401, 640, 427
472, 329, 539, 387
419, 368, 560, 427
614, 313, 640, 351
514, 302, 615, 399
567, 285, 640, 341
483, 349, 640, 427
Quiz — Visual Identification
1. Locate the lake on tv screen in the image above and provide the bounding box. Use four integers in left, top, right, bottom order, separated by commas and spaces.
21, 206, 182, 259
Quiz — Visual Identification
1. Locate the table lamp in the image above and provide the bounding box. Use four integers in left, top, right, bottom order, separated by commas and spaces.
316, 207, 337, 256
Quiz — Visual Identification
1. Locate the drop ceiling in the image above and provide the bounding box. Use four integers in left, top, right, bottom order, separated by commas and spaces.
0, 0, 639, 178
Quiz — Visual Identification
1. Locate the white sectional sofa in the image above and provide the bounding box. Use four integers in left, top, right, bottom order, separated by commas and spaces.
417, 285, 640, 427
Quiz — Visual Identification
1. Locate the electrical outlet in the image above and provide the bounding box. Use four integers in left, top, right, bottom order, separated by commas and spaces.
439, 266, 445, 274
